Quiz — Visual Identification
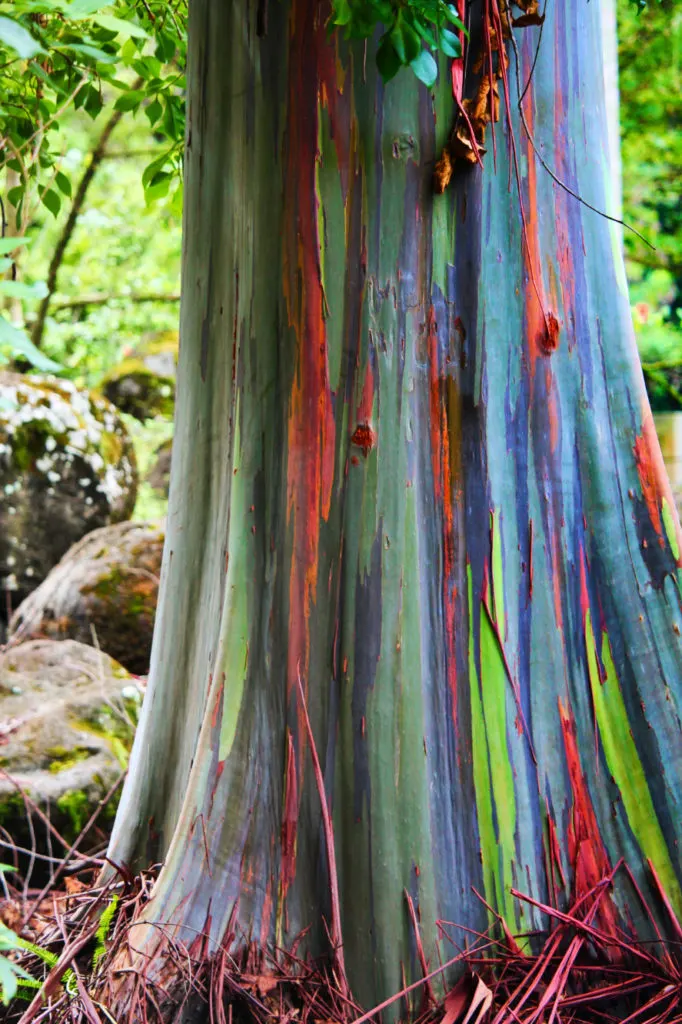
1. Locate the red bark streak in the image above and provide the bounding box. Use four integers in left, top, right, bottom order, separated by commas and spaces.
519, 75, 551, 371
552, 17, 578, 346
280, 730, 298, 895
283, 0, 337, 708
211, 675, 225, 729
260, 874, 274, 950
633, 413, 681, 555
558, 700, 620, 941
546, 805, 567, 899
426, 309, 458, 727
356, 360, 375, 426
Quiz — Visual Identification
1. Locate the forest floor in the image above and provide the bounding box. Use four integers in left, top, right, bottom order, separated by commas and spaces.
1, 800, 680, 1024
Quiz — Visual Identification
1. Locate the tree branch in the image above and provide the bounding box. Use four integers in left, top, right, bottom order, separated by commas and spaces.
49, 291, 181, 312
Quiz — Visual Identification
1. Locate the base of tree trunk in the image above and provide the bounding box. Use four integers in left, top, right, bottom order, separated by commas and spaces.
2, 851, 682, 1024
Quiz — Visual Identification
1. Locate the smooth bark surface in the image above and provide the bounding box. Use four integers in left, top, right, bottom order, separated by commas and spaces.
106, 0, 682, 1011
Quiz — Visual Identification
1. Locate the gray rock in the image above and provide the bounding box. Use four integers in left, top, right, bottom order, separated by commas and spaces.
8, 521, 163, 676
145, 438, 172, 498
99, 331, 178, 421
0, 372, 138, 618
0, 639, 143, 860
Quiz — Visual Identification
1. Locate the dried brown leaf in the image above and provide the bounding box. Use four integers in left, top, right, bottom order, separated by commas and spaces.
511, 0, 544, 26
433, 148, 453, 193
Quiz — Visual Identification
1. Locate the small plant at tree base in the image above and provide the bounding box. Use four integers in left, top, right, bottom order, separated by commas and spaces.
0, 921, 44, 1005
91, 894, 120, 974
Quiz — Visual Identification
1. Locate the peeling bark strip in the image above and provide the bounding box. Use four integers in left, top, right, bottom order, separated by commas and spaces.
103, 0, 682, 1015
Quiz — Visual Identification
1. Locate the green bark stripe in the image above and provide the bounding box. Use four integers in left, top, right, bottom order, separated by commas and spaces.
468, 566, 517, 929
662, 498, 680, 563
586, 609, 682, 914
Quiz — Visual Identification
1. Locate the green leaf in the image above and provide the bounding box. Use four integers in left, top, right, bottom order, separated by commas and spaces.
169, 182, 183, 219
6, 186, 24, 209
376, 34, 402, 81
390, 16, 421, 65
414, 20, 437, 49
84, 84, 103, 118
40, 188, 61, 217
0, 16, 41, 59
0, 955, 18, 1006
145, 97, 162, 126
55, 170, 72, 197
0, 280, 49, 300
410, 49, 438, 88
0, 237, 29, 257
120, 37, 138, 61
142, 153, 170, 187
66, 0, 112, 13
0, 317, 62, 372
439, 27, 461, 58
444, 5, 468, 36
332, 0, 353, 25
60, 41, 118, 63
114, 90, 144, 112
154, 31, 177, 63
131, 55, 161, 79
0, 923, 20, 951
148, 170, 172, 188
162, 97, 180, 140
94, 14, 147, 39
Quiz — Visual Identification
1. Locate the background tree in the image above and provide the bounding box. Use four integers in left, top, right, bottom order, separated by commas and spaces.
82, 0, 682, 1018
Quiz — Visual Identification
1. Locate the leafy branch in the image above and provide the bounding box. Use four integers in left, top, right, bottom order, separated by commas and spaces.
330, 0, 467, 87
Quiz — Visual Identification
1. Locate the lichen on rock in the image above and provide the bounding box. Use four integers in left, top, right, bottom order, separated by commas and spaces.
0, 639, 143, 864
0, 372, 138, 620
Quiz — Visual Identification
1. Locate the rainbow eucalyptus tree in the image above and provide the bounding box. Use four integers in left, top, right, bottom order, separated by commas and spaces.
103, 0, 682, 1015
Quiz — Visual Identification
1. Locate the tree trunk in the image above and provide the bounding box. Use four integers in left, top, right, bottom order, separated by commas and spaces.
104, 0, 682, 1014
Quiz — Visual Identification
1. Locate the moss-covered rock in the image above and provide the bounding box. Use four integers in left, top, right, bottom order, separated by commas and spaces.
0, 372, 138, 618
99, 331, 178, 421
8, 520, 163, 675
145, 437, 173, 498
0, 639, 143, 861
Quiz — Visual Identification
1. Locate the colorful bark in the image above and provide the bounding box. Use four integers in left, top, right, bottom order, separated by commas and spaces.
106, 0, 682, 1012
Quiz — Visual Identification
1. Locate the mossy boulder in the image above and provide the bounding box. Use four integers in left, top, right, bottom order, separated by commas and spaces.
100, 331, 178, 421
8, 521, 164, 675
0, 372, 138, 619
0, 639, 143, 863
145, 437, 173, 498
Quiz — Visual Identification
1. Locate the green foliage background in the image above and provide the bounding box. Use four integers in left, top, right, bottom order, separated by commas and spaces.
619, 0, 682, 405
